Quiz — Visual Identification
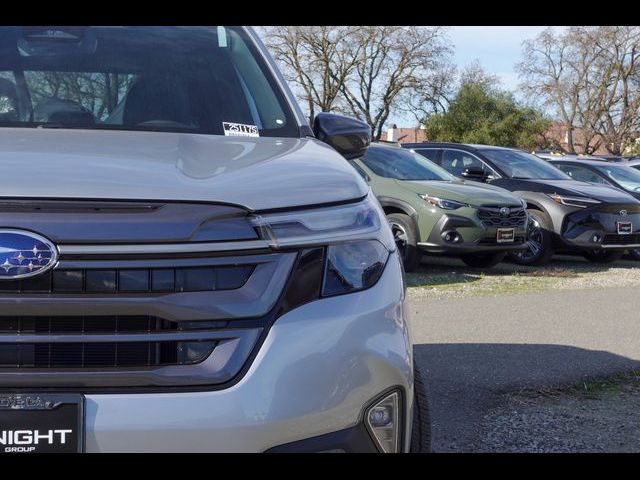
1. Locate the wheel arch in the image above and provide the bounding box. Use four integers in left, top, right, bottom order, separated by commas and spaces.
377, 197, 421, 239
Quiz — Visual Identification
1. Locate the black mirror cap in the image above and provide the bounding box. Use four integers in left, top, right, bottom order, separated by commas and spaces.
313, 112, 371, 160
461, 167, 487, 179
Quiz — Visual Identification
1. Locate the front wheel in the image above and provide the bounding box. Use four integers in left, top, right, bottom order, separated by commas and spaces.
410, 364, 432, 453
510, 209, 555, 266
582, 249, 625, 263
461, 252, 506, 268
387, 213, 422, 272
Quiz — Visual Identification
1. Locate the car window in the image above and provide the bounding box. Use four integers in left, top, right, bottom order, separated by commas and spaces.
441, 149, 493, 177
480, 149, 571, 180
413, 148, 439, 163
594, 164, 640, 193
0, 26, 298, 137
555, 164, 610, 185
362, 146, 456, 181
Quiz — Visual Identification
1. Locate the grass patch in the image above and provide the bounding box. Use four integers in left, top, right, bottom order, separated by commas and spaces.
511, 371, 640, 401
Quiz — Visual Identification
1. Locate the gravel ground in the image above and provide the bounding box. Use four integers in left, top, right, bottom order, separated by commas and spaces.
406, 255, 640, 300
478, 373, 640, 452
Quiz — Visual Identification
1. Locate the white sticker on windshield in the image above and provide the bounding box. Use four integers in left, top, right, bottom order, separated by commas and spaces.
223, 122, 259, 138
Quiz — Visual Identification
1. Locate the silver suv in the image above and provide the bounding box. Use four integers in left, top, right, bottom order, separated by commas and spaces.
0, 26, 426, 453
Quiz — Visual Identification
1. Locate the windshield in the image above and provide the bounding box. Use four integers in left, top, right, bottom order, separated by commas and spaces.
362, 145, 456, 181
0, 26, 298, 137
595, 164, 640, 193
481, 149, 571, 180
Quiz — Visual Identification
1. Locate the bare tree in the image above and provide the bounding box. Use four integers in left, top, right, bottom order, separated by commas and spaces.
518, 26, 640, 155
517, 27, 596, 153
339, 26, 452, 140
262, 26, 360, 124
262, 26, 453, 138
584, 26, 640, 154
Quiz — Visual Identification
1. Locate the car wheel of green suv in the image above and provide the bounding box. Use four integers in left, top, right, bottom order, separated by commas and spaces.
387, 213, 421, 272
511, 209, 555, 266
410, 364, 432, 453
461, 252, 506, 268
582, 249, 625, 263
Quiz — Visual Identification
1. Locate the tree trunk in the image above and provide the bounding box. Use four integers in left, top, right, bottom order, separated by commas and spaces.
565, 125, 576, 153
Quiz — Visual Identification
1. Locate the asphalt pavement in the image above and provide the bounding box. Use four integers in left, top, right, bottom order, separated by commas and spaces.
408, 286, 640, 452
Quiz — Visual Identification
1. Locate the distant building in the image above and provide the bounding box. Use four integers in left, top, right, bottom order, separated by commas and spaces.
543, 122, 610, 155
384, 125, 427, 144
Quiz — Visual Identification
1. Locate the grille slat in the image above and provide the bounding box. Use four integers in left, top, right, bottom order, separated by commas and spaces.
0, 265, 254, 294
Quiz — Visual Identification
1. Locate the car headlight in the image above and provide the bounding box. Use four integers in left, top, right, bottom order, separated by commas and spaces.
420, 195, 468, 210
250, 194, 394, 297
547, 194, 601, 208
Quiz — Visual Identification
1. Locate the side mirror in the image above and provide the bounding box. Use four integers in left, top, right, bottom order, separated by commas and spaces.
461, 167, 488, 181
313, 112, 371, 160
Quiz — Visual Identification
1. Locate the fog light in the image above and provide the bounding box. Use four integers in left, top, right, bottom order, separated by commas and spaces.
442, 231, 460, 243
365, 391, 401, 453
592, 234, 602, 243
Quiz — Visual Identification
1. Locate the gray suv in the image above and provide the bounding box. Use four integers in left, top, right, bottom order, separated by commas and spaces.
0, 26, 424, 453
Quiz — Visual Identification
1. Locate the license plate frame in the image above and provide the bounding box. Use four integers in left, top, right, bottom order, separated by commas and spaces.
617, 221, 632, 235
496, 228, 515, 243
0, 393, 84, 453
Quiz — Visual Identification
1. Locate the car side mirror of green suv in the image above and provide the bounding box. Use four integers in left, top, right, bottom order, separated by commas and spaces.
313, 112, 371, 160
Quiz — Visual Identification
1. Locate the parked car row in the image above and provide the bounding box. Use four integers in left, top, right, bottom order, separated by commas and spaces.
352, 141, 640, 271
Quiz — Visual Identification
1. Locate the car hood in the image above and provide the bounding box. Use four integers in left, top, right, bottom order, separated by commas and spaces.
505, 178, 640, 204
0, 128, 367, 211
396, 179, 522, 207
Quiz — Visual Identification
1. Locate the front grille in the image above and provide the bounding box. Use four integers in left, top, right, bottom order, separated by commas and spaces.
602, 234, 640, 245
478, 207, 527, 228
0, 315, 221, 368
0, 265, 254, 294
0, 341, 216, 368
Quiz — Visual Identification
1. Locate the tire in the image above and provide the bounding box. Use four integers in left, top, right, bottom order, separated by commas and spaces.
387, 213, 421, 272
511, 209, 555, 266
410, 364, 432, 453
628, 249, 640, 261
582, 249, 625, 263
461, 252, 506, 268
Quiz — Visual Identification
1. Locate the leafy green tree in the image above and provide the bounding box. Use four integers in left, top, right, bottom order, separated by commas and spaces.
424, 82, 551, 150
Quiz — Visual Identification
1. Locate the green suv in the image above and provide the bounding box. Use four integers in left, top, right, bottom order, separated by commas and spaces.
351, 143, 529, 271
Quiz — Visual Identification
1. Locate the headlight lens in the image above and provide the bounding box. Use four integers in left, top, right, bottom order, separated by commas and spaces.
323, 240, 389, 297
250, 194, 394, 297
420, 195, 468, 210
547, 194, 601, 208
250, 194, 395, 251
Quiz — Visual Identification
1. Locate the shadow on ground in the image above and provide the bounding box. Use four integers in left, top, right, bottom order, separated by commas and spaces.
413, 343, 640, 452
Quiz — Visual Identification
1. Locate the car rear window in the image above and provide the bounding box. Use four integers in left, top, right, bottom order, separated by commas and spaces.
0, 26, 298, 137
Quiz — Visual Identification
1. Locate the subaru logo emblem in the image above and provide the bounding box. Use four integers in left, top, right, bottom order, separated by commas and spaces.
500, 207, 511, 216
620, 210, 628, 217
0, 230, 58, 280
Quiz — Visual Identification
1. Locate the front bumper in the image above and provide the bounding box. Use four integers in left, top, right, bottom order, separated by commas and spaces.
418, 212, 528, 254
560, 206, 640, 250
82, 252, 413, 452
